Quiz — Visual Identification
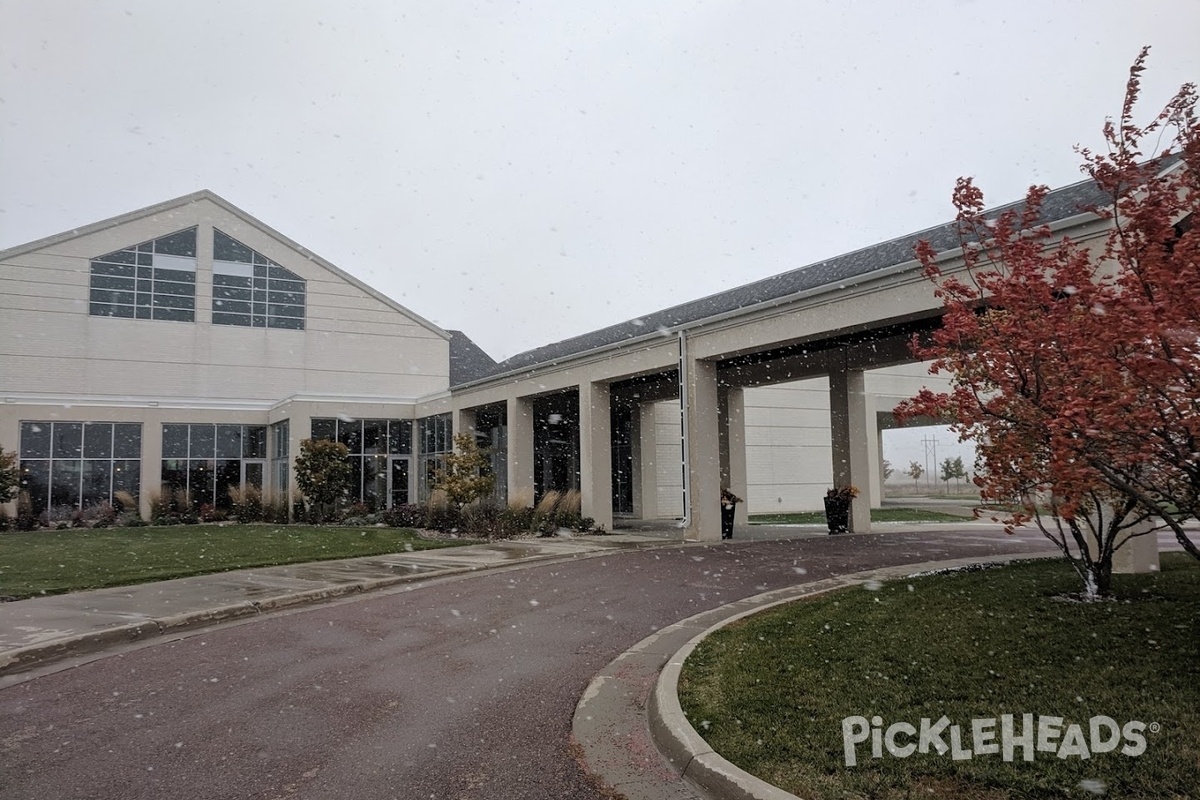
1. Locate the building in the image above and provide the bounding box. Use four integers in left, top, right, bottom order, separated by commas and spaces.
1, 171, 1119, 536
0, 191, 491, 522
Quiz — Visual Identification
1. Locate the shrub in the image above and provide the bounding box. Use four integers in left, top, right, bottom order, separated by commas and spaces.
83, 502, 117, 529
383, 503, 426, 528
532, 490, 561, 534
424, 491, 461, 533
15, 491, 37, 531
44, 505, 78, 529
460, 498, 501, 536
0, 446, 17, 506
558, 489, 582, 518
228, 484, 264, 523
340, 500, 371, 522
198, 503, 227, 523
149, 489, 198, 525
496, 504, 534, 539
433, 433, 495, 509
528, 488, 595, 536
293, 439, 352, 520
113, 490, 139, 517
262, 492, 290, 523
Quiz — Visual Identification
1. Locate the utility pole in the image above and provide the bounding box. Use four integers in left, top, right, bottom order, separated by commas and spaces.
921, 434, 938, 491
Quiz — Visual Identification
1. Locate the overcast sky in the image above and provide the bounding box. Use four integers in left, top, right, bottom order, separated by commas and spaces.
2, 1, 1198, 364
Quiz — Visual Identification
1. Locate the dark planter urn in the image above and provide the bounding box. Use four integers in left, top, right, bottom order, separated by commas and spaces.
823, 496, 849, 534
720, 503, 736, 539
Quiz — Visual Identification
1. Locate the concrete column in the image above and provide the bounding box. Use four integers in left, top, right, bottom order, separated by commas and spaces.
829, 357, 872, 533
867, 399, 884, 508
1114, 525, 1160, 573
506, 396, 535, 507
578, 381, 614, 531
139, 412, 164, 521
628, 403, 643, 519
453, 407, 476, 447
1100, 514, 1160, 574
638, 400, 658, 520
718, 386, 749, 525
686, 357, 722, 541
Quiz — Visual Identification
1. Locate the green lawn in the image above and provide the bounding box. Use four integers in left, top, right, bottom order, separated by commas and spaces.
679, 555, 1200, 800
0, 524, 471, 600
750, 507, 970, 525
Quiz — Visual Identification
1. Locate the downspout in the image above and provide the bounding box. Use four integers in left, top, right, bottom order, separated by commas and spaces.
677, 330, 690, 528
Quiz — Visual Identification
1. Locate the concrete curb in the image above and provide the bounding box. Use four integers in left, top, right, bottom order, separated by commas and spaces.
575, 551, 1056, 800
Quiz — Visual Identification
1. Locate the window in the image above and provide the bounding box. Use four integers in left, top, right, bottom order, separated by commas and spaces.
311, 418, 411, 509
19, 421, 141, 515
417, 413, 453, 501
270, 420, 290, 500
89, 228, 197, 322
212, 229, 306, 329
161, 423, 266, 510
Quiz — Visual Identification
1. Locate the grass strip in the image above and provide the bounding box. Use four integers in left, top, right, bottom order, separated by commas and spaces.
679, 555, 1200, 799
0, 524, 470, 600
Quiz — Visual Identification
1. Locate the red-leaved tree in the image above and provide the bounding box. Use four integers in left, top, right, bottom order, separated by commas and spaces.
896, 48, 1199, 599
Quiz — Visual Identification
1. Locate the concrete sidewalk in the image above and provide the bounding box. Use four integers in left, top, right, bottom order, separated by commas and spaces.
0, 533, 673, 681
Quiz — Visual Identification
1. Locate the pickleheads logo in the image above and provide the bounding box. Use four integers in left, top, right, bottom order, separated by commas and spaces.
841, 714, 1155, 767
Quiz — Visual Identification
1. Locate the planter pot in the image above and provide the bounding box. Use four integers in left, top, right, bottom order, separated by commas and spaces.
720, 503, 736, 539
823, 496, 849, 534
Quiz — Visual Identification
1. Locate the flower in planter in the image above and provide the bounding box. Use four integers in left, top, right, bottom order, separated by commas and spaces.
825, 485, 860, 501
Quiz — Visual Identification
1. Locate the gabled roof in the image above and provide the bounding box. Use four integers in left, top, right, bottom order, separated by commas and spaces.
0, 189, 451, 341
447, 330, 499, 387
478, 162, 1171, 380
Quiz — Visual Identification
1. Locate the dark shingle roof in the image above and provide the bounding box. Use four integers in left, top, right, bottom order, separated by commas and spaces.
448, 330, 500, 387
466, 164, 1167, 385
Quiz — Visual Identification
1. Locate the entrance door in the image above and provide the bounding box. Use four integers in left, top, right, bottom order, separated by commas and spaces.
389, 458, 410, 507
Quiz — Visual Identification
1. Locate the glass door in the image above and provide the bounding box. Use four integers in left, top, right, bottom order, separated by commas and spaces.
389, 457, 410, 507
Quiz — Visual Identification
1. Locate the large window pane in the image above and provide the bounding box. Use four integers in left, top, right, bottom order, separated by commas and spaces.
215, 460, 241, 510
311, 418, 336, 441
388, 420, 411, 455
112, 460, 139, 506
161, 460, 188, 492
363, 455, 387, 511
83, 423, 113, 459
50, 460, 81, 508
82, 461, 112, 508
20, 422, 50, 458
188, 460, 214, 507
215, 425, 242, 459
153, 307, 195, 322
52, 423, 83, 459
242, 426, 264, 459
362, 420, 383, 454
189, 424, 215, 458
20, 461, 50, 514
162, 424, 189, 458
113, 424, 142, 459
338, 419, 362, 455
271, 420, 289, 459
